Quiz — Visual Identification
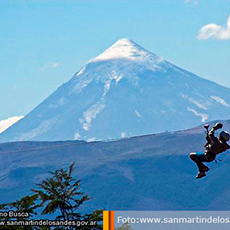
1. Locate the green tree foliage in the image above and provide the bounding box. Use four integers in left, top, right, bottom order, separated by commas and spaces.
32, 163, 89, 221
0, 163, 102, 230
0, 195, 39, 230
6, 194, 39, 219
81, 210, 103, 230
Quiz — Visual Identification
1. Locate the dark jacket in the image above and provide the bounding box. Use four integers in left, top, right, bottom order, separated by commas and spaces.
204, 128, 230, 161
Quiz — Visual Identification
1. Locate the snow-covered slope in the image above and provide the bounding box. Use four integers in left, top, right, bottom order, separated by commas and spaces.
1, 38, 230, 142
0, 120, 230, 210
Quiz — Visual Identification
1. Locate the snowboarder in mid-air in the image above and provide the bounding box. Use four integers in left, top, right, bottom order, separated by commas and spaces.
190, 122, 230, 179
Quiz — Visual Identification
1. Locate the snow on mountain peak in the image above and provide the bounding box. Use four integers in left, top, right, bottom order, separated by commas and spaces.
91, 38, 163, 63
2, 38, 230, 143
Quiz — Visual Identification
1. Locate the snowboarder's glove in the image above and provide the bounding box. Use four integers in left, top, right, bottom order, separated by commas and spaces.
213, 122, 223, 130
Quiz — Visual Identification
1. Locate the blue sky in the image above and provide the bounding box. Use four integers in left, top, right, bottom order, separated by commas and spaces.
0, 0, 230, 129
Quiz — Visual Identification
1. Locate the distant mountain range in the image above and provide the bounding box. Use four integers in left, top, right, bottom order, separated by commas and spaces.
1, 38, 230, 142
0, 120, 230, 211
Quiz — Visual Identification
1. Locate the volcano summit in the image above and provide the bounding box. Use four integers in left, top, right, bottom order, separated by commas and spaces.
1, 38, 230, 142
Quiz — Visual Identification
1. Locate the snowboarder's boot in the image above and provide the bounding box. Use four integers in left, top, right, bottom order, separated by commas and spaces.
196, 172, 206, 179
203, 166, 210, 172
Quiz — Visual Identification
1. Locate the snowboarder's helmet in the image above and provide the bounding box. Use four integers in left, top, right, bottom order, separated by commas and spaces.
219, 131, 230, 142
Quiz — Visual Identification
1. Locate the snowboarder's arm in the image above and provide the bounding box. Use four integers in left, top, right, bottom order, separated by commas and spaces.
207, 123, 223, 145
207, 128, 216, 144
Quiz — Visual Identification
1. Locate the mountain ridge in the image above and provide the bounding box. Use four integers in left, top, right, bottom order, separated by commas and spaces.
0, 120, 230, 210
1, 38, 230, 142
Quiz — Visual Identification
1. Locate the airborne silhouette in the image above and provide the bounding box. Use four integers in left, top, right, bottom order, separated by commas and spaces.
190, 122, 230, 179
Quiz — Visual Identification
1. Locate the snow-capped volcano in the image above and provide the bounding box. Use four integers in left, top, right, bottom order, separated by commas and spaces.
92, 38, 162, 62
1, 38, 230, 142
